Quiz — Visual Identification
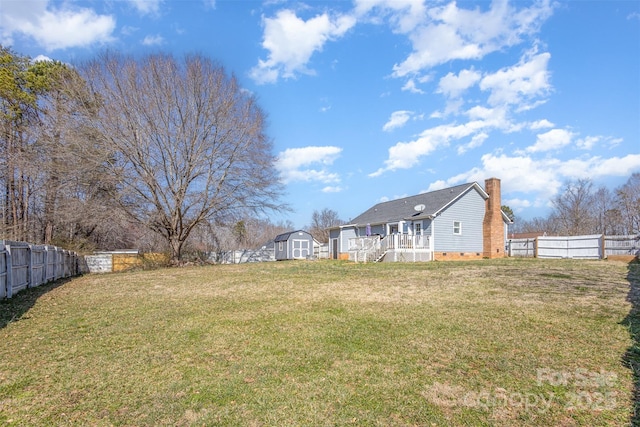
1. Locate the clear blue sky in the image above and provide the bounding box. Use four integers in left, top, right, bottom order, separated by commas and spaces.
2, 0, 639, 229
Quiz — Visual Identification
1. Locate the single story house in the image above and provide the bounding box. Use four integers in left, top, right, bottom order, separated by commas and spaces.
329, 178, 512, 262
274, 230, 315, 260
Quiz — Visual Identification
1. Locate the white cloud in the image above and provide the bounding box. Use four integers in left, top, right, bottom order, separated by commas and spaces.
322, 186, 344, 193
128, 0, 163, 16
370, 119, 494, 176
0, 0, 115, 51
382, 110, 413, 132
457, 132, 488, 154
432, 98, 464, 118
429, 153, 640, 206
564, 154, 640, 179
142, 34, 164, 46
526, 128, 575, 153
391, 0, 554, 77
276, 146, 343, 184
529, 119, 554, 130
33, 54, 53, 62
480, 50, 551, 108
250, 9, 356, 84
436, 68, 481, 98
354, 0, 427, 33
575, 135, 600, 150
504, 198, 532, 211
441, 153, 564, 196
401, 79, 425, 94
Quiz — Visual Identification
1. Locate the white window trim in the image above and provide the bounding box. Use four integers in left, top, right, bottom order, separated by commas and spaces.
453, 221, 462, 235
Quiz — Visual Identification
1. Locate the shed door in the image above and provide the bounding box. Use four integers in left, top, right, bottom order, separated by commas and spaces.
292, 239, 310, 259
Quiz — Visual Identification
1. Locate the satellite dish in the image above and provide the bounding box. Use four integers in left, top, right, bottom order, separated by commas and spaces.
414, 204, 425, 212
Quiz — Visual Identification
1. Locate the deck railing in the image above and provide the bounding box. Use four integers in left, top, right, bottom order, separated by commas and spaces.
349, 234, 431, 262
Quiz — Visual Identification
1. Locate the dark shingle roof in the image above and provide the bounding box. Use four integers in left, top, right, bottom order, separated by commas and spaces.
348, 182, 486, 226
274, 230, 311, 242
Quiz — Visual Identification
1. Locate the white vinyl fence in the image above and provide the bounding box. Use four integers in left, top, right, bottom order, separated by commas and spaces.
537, 235, 603, 259
507, 234, 639, 260
507, 238, 536, 258
215, 247, 276, 264
604, 235, 640, 257
214, 243, 328, 264
0, 240, 80, 299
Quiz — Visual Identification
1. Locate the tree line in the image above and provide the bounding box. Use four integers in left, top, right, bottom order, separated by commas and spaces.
511, 175, 640, 236
1, 47, 286, 262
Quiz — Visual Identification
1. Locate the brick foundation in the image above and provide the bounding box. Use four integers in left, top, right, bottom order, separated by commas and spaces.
434, 252, 483, 261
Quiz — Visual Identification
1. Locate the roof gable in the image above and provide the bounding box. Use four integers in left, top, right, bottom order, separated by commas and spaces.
348, 182, 488, 226
274, 230, 312, 242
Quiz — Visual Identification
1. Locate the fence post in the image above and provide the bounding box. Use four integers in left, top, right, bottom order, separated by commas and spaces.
534, 237, 538, 258
28, 244, 33, 289
43, 246, 47, 283
54, 247, 60, 280
5, 244, 13, 299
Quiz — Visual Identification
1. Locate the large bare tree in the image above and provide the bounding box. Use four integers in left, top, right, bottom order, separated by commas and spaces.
615, 172, 640, 234
81, 52, 284, 261
551, 179, 596, 235
308, 208, 343, 243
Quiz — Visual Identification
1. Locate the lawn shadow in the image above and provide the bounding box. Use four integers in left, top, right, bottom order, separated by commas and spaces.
621, 258, 640, 425
0, 279, 71, 329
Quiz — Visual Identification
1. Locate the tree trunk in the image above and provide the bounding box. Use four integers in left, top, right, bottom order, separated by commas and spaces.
169, 236, 183, 263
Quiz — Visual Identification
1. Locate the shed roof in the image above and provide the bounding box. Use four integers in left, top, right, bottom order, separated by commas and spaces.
346, 182, 488, 226
274, 230, 312, 242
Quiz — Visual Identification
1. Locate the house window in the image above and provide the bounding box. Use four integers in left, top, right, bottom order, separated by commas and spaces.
278, 241, 283, 251
414, 223, 421, 234
453, 221, 462, 235
390, 224, 398, 234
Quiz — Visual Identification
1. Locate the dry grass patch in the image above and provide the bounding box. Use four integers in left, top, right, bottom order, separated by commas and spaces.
0, 258, 636, 426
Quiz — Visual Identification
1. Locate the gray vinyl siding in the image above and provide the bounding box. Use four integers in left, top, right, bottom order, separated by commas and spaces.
350, 223, 385, 237
275, 240, 287, 259
338, 227, 357, 253
424, 219, 433, 235
433, 190, 485, 253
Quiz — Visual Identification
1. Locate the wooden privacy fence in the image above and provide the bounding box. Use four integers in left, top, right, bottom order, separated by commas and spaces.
507, 234, 639, 260
84, 251, 169, 273
0, 240, 80, 299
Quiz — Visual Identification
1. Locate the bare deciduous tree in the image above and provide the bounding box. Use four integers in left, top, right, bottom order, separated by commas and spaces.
615, 172, 640, 234
81, 52, 285, 261
308, 208, 343, 243
552, 179, 596, 235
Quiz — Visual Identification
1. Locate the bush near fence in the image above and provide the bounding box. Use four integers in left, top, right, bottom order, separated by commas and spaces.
0, 240, 81, 299
507, 234, 639, 260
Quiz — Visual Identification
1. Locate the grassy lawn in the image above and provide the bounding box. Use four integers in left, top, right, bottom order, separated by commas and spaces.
0, 258, 638, 426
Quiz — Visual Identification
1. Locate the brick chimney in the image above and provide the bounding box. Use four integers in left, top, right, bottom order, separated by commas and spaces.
483, 178, 506, 258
